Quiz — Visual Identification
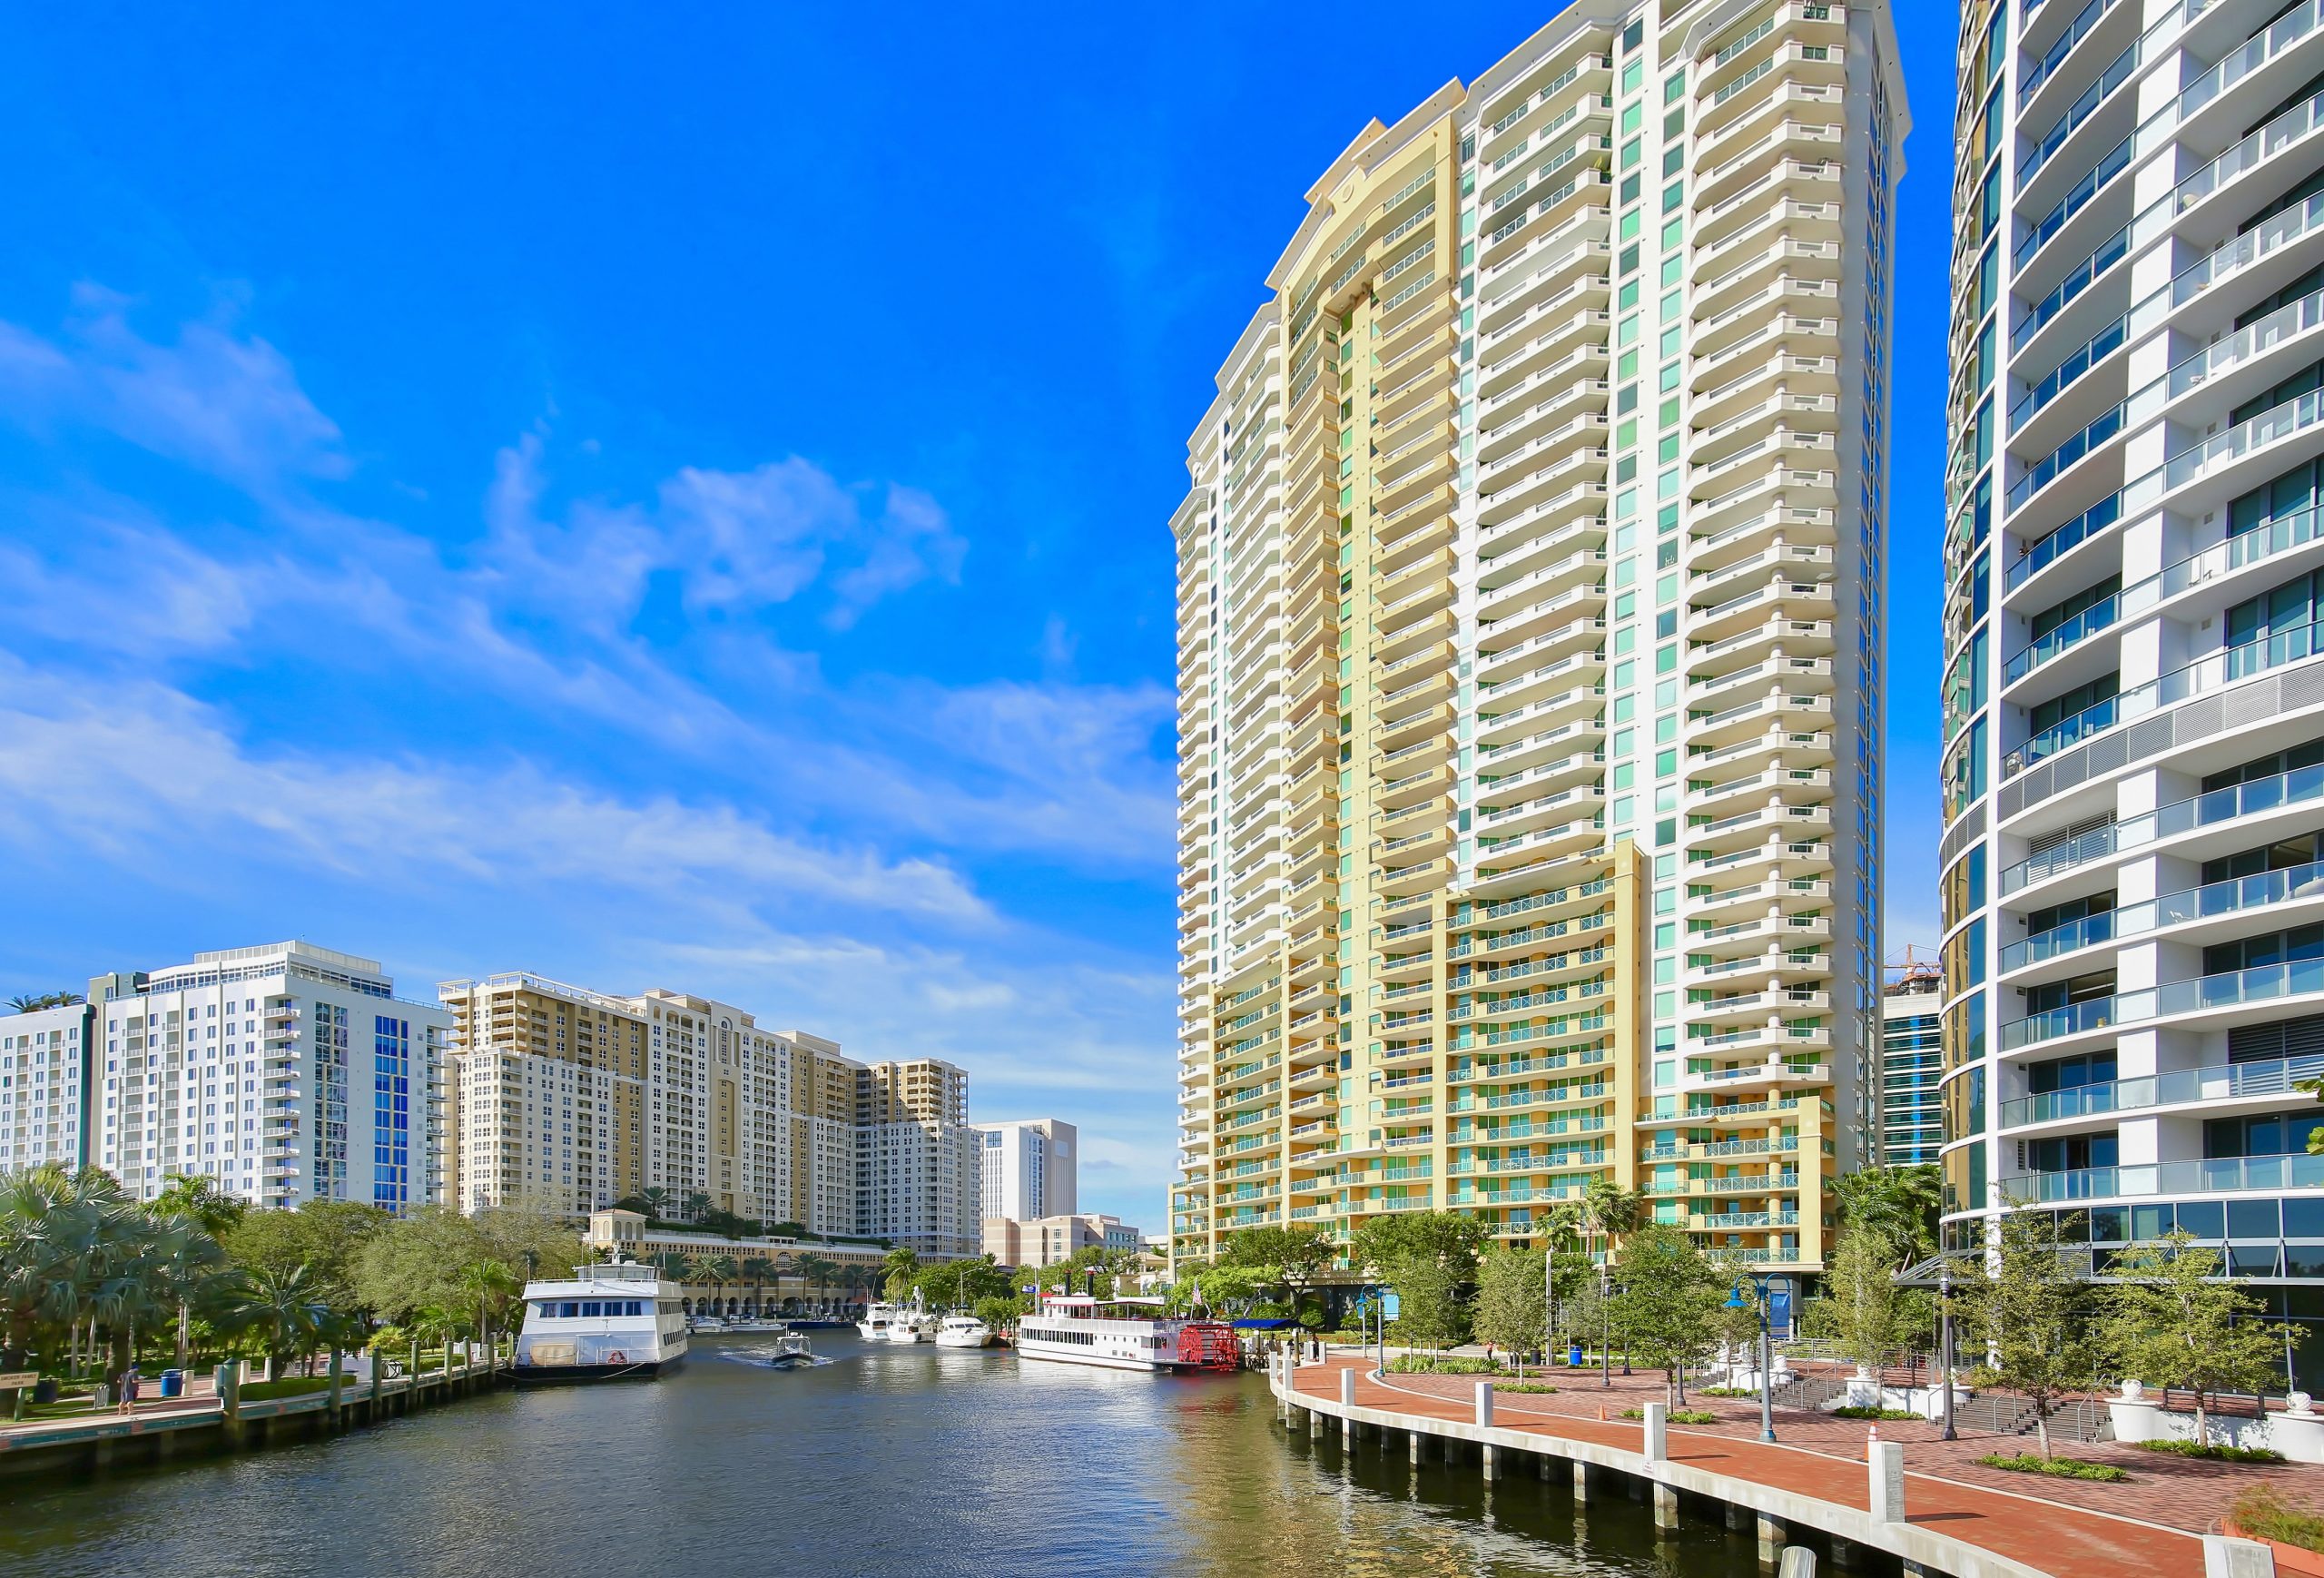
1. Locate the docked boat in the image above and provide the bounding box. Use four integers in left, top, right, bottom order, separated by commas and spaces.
692, 1314, 729, 1334
1014, 1293, 1239, 1374
881, 1312, 930, 1344
515, 1260, 688, 1383
857, 1301, 904, 1341
933, 1314, 993, 1349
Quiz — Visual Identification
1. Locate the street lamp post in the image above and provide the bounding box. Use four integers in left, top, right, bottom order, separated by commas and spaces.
1726, 1274, 1778, 1444
1937, 1264, 1958, 1442
1600, 1264, 1613, 1390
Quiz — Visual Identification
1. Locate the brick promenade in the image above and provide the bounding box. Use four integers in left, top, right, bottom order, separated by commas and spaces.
1291, 1355, 2232, 1578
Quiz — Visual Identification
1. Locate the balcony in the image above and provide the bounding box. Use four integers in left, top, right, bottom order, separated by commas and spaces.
1998, 1051, 2324, 1129
2003, 1152, 2324, 1204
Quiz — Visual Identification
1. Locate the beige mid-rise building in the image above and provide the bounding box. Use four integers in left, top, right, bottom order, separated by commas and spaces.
440, 976, 973, 1254
1174, 1, 1905, 1281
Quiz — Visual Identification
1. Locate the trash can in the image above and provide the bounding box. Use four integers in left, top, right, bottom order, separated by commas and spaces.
32, 1377, 58, 1405
1567, 1343, 1583, 1367
158, 1369, 184, 1399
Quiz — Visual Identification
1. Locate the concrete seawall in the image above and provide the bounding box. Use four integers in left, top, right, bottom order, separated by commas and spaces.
1270, 1356, 2262, 1578
0, 1363, 501, 1479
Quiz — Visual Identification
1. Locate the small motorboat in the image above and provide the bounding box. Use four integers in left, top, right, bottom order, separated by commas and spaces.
766, 1330, 816, 1368
881, 1314, 929, 1344
934, 1315, 993, 1349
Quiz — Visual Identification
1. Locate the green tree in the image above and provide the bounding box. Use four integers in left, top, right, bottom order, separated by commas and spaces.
1472, 1245, 1551, 1360
795, 1253, 837, 1313
2299, 1077, 2323, 1154
154, 1173, 249, 1239
882, 1247, 921, 1303
1609, 1226, 1725, 1404
1219, 1224, 1336, 1307
224, 1198, 391, 1288
1350, 1209, 1490, 1285
1581, 1179, 1645, 1254
1827, 1228, 1905, 1377
2100, 1231, 2295, 1447
1388, 1257, 1467, 1352
218, 1263, 340, 1380
1963, 1207, 2100, 1462
7, 991, 84, 1012
1832, 1164, 1943, 1259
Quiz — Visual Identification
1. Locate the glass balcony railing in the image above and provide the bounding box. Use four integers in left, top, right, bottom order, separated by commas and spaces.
1999, 1050, 2324, 1128
2162, 84, 2324, 222
2016, 688, 2122, 769
2009, 400, 2126, 513
2001, 994, 2120, 1050
2016, 132, 2133, 271
2179, 1, 2324, 126
2023, 43, 2139, 187
2020, 0, 2128, 108
2004, 1151, 2324, 1203
2006, 490, 2120, 590
2016, 225, 2128, 350
2006, 759, 2324, 893
1999, 908, 2115, 971
2170, 284, 2324, 401
2013, 314, 2126, 431
2173, 190, 2324, 308
2004, 590, 2119, 683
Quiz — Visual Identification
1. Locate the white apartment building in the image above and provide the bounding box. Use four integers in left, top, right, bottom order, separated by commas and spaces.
972, 1117, 1077, 1220
1940, 0, 2324, 1387
856, 1059, 977, 1259
0, 1001, 93, 1172
1174, 0, 1904, 1274
90, 942, 449, 1210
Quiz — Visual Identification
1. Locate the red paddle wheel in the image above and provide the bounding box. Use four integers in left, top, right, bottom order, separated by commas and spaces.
1176, 1320, 1241, 1373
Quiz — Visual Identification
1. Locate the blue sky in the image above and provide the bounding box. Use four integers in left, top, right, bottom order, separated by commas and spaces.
0, 3, 1956, 1224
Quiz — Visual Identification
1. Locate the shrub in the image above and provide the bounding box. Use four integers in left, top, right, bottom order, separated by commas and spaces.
1495, 1382, 1559, 1394
1975, 1453, 2128, 1483
2128, 1439, 2284, 1464
1699, 1386, 1758, 1398
1388, 1355, 1503, 1376
2230, 1485, 2324, 1554
1832, 1405, 1922, 1421
1620, 1406, 1718, 1424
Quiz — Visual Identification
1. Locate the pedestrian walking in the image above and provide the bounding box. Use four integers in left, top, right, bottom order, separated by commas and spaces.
116, 1367, 140, 1415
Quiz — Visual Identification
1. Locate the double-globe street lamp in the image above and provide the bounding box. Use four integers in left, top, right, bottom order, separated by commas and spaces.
1724, 1271, 1787, 1444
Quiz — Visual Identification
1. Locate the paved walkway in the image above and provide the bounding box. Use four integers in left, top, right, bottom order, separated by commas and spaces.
1290, 1356, 2213, 1578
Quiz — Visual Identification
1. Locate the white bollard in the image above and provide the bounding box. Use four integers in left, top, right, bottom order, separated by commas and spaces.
1867, 1441, 1905, 1524
1474, 1378, 1493, 1427
1343, 1367, 1356, 1409
1642, 1399, 1668, 1463
1777, 1547, 1817, 1578
2201, 1535, 2273, 1578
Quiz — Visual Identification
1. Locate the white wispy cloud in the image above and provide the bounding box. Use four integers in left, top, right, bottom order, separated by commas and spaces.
0, 660, 989, 924
0, 286, 348, 496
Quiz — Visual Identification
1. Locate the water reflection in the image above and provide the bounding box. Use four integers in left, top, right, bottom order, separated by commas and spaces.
0, 1335, 1758, 1578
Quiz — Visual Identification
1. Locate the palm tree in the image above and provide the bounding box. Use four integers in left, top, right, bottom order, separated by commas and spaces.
458, 1259, 519, 1364
636, 1186, 672, 1221
882, 1247, 921, 1303
682, 1191, 712, 1224
796, 1253, 837, 1316
218, 1264, 340, 1382
684, 1253, 736, 1316
1832, 1164, 1943, 1258
1581, 1179, 1645, 1264
7, 991, 84, 1013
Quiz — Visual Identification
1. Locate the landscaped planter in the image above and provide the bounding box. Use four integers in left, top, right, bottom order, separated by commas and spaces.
2223, 1522, 2324, 1578
2106, 1383, 2324, 1464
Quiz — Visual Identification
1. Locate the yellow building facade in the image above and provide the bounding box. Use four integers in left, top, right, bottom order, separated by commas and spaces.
1174, 0, 1905, 1283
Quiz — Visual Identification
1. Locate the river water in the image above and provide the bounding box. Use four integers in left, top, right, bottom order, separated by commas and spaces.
0, 1334, 1767, 1577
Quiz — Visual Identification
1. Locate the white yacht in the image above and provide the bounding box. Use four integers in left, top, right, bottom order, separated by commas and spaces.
881, 1311, 930, 1344
1014, 1293, 1239, 1374
933, 1314, 993, 1349
766, 1329, 816, 1368
515, 1260, 688, 1383
857, 1301, 904, 1341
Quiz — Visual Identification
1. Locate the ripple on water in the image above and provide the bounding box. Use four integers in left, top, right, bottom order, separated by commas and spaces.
0, 1336, 1762, 1578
